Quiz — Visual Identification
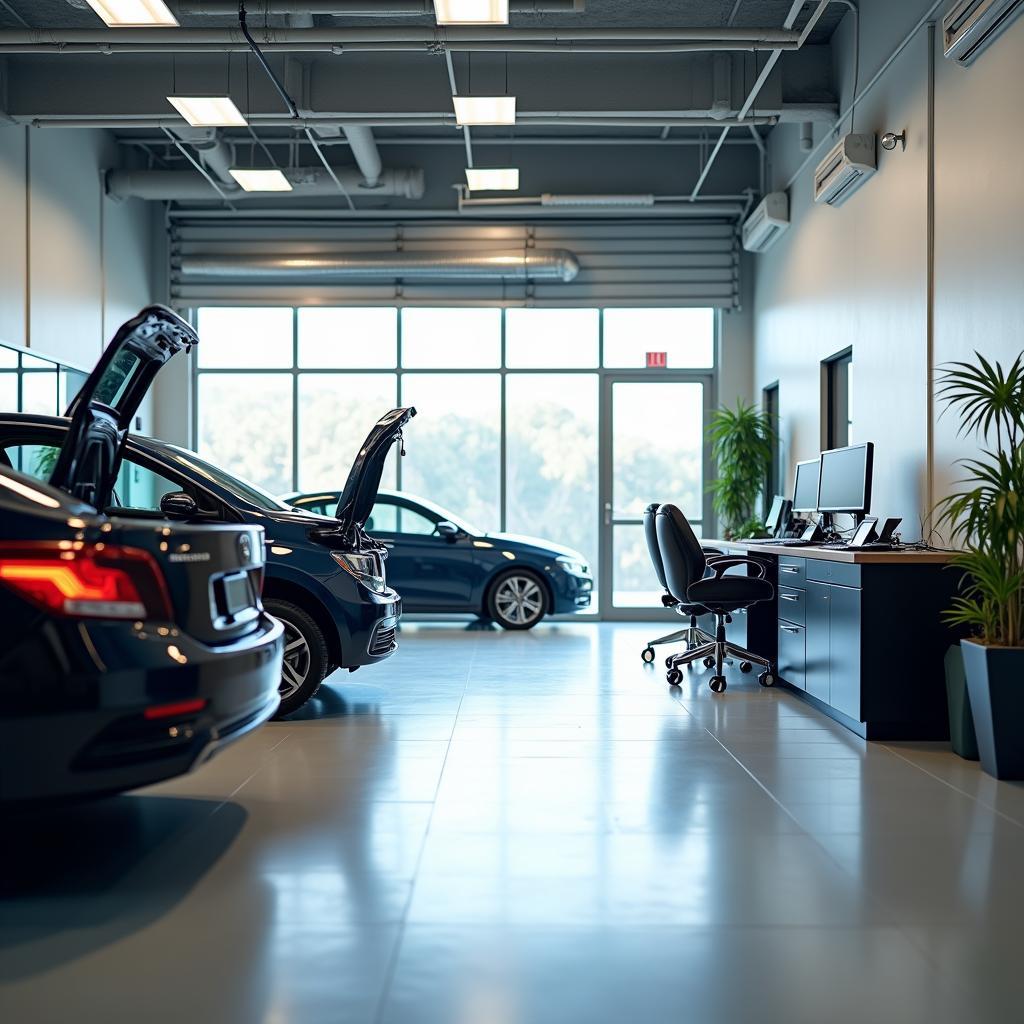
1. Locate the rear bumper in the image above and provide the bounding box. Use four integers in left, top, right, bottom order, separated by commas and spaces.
0, 614, 284, 804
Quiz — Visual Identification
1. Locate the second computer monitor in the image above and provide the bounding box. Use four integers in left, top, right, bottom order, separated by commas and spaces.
791, 458, 820, 513
817, 442, 874, 514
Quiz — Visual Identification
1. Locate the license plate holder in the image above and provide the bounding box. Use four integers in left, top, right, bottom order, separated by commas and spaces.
216, 571, 255, 620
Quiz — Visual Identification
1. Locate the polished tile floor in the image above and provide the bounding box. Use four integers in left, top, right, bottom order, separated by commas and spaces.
3, 622, 1024, 1023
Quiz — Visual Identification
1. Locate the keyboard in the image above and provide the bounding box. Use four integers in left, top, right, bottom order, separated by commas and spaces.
760, 539, 818, 547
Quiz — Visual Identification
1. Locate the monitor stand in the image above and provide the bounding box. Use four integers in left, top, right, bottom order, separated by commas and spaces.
820, 512, 866, 543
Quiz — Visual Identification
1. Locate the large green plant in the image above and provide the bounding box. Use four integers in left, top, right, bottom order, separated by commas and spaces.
706, 399, 776, 539
935, 353, 1024, 647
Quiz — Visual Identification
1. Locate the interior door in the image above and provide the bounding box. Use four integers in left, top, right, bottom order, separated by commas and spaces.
599, 376, 711, 618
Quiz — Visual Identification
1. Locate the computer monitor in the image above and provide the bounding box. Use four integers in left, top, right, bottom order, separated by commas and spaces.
791, 459, 820, 513
816, 442, 874, 515
764, 495, 790, 536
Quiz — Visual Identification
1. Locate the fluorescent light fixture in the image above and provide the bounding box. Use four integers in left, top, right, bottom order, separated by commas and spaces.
167, 96, 248, 128
465, 167, 520, 191
435, 0, 509, 24
84, 0, 178, 27
453, 95, 516, 126
228, 168, 293, 192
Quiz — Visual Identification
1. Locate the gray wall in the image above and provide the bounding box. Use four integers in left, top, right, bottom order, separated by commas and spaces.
752, 1, 1024, 541
0, 125, 156, 420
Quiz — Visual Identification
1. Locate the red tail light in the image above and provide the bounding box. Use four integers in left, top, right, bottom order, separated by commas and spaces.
0, 542, 173, 621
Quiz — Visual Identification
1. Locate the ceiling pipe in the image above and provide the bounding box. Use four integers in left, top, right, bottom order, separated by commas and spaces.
26, 114, 780, 128
179, 1, 585, 13
0, 26, 803, 54
341, 125, 383, 187
106, 166, 426, 200
169, 128, 236, 185
166, 204, 746, 220
178, 249, 582, 283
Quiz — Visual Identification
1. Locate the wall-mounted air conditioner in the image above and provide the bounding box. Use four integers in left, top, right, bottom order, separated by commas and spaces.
813, 133, 876, 207
943, 0, 1024, 67
742, 192, 790, 253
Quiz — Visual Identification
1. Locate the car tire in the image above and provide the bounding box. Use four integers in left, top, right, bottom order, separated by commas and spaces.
264, 598, 329, 718
485, 569, 549, 630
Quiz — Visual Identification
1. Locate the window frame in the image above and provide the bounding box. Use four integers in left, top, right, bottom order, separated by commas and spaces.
823, 348, 853, 450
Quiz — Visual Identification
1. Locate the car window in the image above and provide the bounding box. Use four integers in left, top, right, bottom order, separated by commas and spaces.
3, 443, 61, 481
397, 505, 438, 536
367, 501, 398, 533
113, 459, 184, 512
301, 500, 331, 517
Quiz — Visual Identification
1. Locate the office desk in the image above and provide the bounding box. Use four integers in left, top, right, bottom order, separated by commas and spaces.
706, 540, 961, 740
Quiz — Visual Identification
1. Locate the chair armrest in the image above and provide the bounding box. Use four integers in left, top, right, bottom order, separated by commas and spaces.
707, 557, 767, 580
702, 546, 726, 557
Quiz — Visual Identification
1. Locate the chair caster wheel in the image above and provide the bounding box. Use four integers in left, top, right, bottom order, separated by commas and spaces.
740, 661, 752, 673
758, 671, 775, 688
709, 675, 727, 693
642, 647, 655, 664
665, 655, 675, 668
667, 668, 683, 686
703, 656, 715, 669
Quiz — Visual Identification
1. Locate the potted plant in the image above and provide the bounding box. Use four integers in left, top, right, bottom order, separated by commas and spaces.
707, 399, 776, 540
935, 354, 1024, 780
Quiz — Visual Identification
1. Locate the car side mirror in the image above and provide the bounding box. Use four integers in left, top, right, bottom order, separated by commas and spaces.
160, 491, 198, 519
436, 520, 460, 542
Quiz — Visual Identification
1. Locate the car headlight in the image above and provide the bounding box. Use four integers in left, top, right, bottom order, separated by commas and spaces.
556, 555, 589, 576
330, 551, 387, 593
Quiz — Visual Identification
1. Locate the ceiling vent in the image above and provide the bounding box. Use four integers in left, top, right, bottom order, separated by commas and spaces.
813, 133, 876, 207
742, 192, 789, 253
942, 0, 1024, 66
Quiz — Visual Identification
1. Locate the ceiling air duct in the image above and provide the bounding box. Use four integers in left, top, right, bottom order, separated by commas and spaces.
178, 250, 581, 283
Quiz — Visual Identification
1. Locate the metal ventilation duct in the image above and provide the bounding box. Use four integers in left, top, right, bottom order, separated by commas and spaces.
178, 250, 582, 283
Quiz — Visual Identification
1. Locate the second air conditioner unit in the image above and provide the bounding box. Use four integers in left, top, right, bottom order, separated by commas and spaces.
742, 192, 790, 253
813, 133, 876, 207
943, 0, 1024, 67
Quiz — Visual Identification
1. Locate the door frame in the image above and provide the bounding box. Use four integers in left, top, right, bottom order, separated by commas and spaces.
598, 371, 716, 621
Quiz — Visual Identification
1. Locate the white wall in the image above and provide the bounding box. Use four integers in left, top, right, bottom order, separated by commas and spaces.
0, 126, 155, 367
752, 1, 1024, 541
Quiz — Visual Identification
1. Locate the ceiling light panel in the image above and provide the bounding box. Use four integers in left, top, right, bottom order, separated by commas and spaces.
435, 0, 509, 25
167, 96, 248, 127
229, 169, 293, 192
466, 167, 520, 191
85, 0, 178, 27
453, 95, 517, 126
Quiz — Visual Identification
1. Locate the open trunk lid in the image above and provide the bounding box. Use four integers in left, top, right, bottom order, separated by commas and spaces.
50, 306, 197, 510
334, 407, 416, 535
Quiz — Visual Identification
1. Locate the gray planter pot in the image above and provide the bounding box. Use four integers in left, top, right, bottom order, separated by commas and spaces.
962, 639, 1024, 780
944, 644, 979, 760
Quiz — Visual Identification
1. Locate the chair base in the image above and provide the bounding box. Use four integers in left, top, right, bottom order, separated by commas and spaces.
665, 613, 774, 692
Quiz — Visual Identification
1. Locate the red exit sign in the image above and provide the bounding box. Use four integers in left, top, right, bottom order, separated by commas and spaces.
646, 351, 668, 368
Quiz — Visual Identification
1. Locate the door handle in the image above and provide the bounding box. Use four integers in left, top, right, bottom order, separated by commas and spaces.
781, 625, 801, 634
780, 593, 800, 602
780, 565, 800, 574
604, 502, 612, 527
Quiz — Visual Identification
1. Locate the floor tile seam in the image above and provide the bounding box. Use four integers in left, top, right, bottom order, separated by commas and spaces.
696, 723, 911, 927
878, 744, 1024, 831
369, 625, 479, 1023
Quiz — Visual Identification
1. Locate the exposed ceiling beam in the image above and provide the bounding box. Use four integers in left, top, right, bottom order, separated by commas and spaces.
177, 1, 585, 13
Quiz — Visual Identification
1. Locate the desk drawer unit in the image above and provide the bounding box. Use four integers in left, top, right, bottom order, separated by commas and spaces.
806, 559, 861, 588
778, 621, 806, 689
777, 586, 805, 626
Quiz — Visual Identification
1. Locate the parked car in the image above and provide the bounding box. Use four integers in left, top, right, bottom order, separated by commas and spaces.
282, 489, 593, 630
0, 406, 414, 718
0, 307, 283, 803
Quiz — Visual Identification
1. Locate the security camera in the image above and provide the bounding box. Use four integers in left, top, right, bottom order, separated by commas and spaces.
881, 131, 906, 152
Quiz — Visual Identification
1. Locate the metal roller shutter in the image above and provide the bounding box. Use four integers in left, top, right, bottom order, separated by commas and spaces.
169, 217, 740, 309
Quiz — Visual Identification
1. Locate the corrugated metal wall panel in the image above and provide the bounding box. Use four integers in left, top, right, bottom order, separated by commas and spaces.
169, 218, 740, 309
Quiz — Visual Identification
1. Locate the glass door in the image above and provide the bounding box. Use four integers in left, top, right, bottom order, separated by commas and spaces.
599, 376, 711, 618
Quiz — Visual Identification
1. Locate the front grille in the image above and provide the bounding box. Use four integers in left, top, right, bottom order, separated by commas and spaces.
369, 625, 397, 657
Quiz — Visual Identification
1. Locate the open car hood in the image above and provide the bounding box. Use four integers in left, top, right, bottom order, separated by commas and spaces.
50, 306, 197, 509
335, 407, 416, 534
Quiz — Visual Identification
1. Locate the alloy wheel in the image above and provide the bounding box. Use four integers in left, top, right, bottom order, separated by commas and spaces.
278, 617, 311, 700
494, 575, 545, 626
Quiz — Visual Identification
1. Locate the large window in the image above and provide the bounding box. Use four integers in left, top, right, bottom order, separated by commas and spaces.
194, 306, 718, 605
824, 348, 853, 449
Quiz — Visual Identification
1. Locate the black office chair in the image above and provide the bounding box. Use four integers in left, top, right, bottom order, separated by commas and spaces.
641, 502, 718, 665
655, 503, 776, 693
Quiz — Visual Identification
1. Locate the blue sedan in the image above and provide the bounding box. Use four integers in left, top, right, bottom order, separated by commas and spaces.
283, 490, 593, 630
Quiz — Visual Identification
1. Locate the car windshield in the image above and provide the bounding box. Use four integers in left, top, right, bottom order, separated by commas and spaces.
143, 440, 292, 512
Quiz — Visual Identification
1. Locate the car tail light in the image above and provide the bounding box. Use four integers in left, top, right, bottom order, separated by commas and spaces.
144, 698, 208, 720
0, 542, 173, 621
